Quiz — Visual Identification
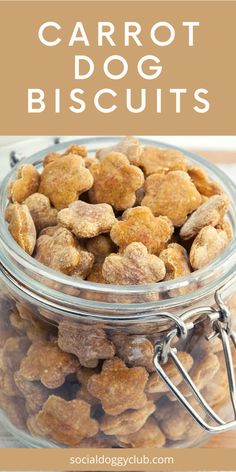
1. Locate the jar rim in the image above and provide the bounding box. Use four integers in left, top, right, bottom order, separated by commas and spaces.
0, 136, 236, 315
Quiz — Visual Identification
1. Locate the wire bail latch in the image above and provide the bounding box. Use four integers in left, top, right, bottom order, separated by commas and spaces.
153, 288, 236, 433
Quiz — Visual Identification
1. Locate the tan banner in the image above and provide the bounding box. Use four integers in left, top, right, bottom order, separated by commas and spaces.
3, 0, 236, 2
0, 1, 236, 135
0, 448, 236, 471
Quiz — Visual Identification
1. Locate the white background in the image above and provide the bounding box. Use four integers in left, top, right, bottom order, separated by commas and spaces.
1, 135, 236, 149
0, 135, 236, 178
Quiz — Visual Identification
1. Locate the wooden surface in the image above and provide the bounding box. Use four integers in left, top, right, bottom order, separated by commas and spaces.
206, 431, 236, 448
194, 150, 236, 164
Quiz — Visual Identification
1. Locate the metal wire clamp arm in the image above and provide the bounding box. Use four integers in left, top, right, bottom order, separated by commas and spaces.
153, 293, 236, 433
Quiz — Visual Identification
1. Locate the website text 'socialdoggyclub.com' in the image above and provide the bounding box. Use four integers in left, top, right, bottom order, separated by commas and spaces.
69, 453, 174, 469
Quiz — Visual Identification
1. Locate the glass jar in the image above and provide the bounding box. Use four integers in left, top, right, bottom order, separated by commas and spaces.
0, 137, 236, 449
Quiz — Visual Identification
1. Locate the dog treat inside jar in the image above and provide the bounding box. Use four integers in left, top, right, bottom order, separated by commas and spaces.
0, 136, 236, 448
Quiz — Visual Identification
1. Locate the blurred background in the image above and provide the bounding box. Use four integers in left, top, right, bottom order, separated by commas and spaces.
0, 136, 236, 178
0, 136, 236, 182
1, 136, 236, 151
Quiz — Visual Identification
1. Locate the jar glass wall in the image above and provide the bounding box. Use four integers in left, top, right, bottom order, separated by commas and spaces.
0, 138, 236, 448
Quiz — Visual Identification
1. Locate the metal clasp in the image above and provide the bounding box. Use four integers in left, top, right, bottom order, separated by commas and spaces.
153, 288, 236, 433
